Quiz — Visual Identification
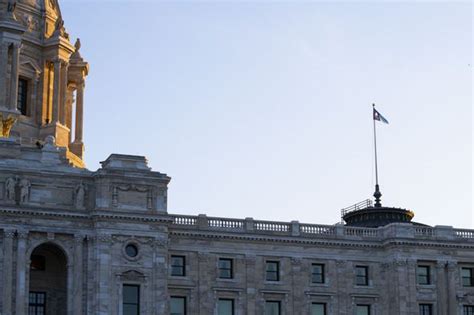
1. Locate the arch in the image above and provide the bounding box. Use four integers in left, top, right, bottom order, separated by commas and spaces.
28, 242, 69, 315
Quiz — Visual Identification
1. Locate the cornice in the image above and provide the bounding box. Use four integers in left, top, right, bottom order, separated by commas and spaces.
169, 230, 382, 249
169, 229, 474, 250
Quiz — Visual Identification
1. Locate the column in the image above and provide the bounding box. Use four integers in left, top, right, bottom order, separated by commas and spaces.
59, 61, 69, 125
15, 230, 29, 315
245, 255, 257, 314
73, 235, 84, 315
51, 59, 61, 123
74, 81, 84, 142
2, 229, 15, 314
447, 261, 458, 314
96, 234, 112, 315
436, 261, 447, 314
9, 43, 21, 110
0, 43, 9, 106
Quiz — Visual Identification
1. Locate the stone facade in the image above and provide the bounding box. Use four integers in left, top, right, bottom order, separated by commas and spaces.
0, 148, 474, 315
1, 1, 474, 315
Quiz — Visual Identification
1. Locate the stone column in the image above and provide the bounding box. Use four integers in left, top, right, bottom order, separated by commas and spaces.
290, 258, 304, 314
406, 259, 418, 312
96, 234, 112, 315
74, 81, 84, 142
0, 42, 10, 107
436, 261, 447, 314
59, 61, 69, 125
335, 260, 349, 315
245, 255, 257, 314
51, 59, 61, 123
9, 43, 21, 110
153, 238, 169, 315
15, 230, 29, 315
197, 253, 212, 315
447, 261, 458, 314
73, 235, 84, 315
2, 229, 15, 314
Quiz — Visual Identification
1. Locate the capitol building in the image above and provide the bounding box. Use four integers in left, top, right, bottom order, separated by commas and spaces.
0, 1, 473, 315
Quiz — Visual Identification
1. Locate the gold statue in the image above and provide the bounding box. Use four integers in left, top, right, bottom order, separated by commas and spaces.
0, 113, 17, 138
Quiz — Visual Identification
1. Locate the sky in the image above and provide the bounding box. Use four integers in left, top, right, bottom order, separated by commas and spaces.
61, 1, 472, 228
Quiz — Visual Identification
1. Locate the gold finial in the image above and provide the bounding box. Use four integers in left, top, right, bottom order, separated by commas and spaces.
0, 113, 17, 138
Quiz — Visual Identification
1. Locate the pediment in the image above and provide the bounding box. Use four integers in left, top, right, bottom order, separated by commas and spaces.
20, 58, 42, 76
118, 270, 146, 282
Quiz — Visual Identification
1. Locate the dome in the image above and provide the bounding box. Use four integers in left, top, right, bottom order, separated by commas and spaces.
9, 0, 64, 39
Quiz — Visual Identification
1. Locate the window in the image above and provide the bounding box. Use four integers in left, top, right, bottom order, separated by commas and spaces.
265, 301, 281, 315
125, 244, 138, 258
122, 284, 140, 315
311, 264, 325, 284
218, 299, 234, 315
464, 306, 474, 315
355, 266, 368, 286
419, 304, 432, 315
171, 256, 185, 276
462, 268, 474, 287
266, 261, 279, 281
311, 303, 326, 315
356, 304, 370, 315
417, 265, 431, 285
170, 296, 186, 315
30, 255, 46, 271
17, 78, 28, 115
218, 258, 233, 279
29, 292, 46, 315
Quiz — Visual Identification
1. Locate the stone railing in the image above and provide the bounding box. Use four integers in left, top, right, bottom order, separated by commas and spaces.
169, 214, 474, 242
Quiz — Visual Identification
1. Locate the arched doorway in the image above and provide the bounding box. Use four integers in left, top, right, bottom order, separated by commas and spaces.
28, 243, 68, 315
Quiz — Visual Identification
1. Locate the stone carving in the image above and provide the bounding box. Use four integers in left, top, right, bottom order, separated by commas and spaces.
53, 18, 69, 40
0, 114, 17, 138
19, 178, 30, 204
5, 177, 16, 201
112, 184, 153, 210
74, 182, 86, 209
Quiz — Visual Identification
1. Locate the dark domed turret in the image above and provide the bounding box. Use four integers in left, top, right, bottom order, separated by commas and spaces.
341, 200, 414, 228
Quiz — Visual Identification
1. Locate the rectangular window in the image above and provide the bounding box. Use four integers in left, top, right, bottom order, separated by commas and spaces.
311, 302, 326, 315
417, 265, 431, 285
356, 304, 371, 315
171, 255, 185, 277
265, 301, 281, 315
266, 261, 279, 281
29, 292, 46, 315
122, 284, 140, 315
218, 258, 233, 279
218, 299, 234, 315
355, 266, 369, 286
464, 305, 474, 315
170, 296, 186, 315
462, 268, 474, 287
419, 304, 432, 315
17, 78, 28, 115
311, 264, 325, 284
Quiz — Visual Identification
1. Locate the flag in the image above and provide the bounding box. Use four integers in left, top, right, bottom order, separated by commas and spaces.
373, 108, 389, 124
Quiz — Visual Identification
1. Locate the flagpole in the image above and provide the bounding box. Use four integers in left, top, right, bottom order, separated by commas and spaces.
372, 103, 382, 207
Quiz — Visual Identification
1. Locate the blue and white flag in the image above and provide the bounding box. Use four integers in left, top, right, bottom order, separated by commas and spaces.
373, 108, 389, 124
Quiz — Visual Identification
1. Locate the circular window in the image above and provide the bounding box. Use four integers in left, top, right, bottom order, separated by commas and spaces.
125, 244, 138, 258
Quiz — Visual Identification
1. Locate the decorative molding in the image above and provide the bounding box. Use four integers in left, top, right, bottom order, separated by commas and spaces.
17, 230, 29, 239
3, 229, 15, 238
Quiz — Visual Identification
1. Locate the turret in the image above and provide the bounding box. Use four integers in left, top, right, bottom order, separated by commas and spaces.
0, 0, 89, 167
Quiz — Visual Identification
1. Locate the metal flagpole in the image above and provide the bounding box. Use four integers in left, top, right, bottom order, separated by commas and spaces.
372, 103, 382, 207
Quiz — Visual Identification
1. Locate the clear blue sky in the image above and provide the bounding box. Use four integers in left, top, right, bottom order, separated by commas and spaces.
61, 1, 472, 228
